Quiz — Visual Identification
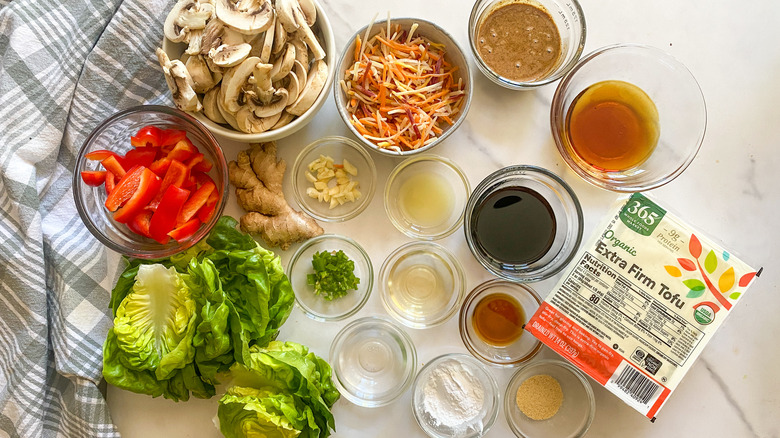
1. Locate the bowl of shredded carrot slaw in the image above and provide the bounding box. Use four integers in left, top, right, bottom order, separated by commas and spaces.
334, 17, 473, 156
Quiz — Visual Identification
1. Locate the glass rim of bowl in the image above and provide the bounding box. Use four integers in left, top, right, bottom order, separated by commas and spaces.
286, 233, 374, 322
329, 316, 417, 407
463, 165, 583, 282
504, 358, 596, 438
411, 352, 500, 438
291, 135, 377, 222
459, 278, 543, 367
384, 154, 471, 240
468, 0, 587, 89
378, 240, 466, 329
72, 104, 228, 259
550, 43, 707, 192
333, 16, 473, 156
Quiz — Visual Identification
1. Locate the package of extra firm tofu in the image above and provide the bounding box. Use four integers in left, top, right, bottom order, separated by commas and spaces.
525, 193, 761, 420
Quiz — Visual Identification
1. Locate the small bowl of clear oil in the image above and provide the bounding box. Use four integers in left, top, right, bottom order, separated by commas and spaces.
379, 241, 466, 329
384, 155, 470, 240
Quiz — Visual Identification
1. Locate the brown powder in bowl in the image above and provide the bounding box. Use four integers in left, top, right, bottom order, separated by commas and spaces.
515, 374, 563, 420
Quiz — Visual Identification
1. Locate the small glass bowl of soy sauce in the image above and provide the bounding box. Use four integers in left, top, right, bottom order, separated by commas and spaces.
464, 166, 583, 282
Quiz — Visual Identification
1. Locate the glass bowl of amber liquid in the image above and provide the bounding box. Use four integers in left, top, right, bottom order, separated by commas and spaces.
551, 44, 707, 191
469, 0, 586, 89
459, 279, 543, 367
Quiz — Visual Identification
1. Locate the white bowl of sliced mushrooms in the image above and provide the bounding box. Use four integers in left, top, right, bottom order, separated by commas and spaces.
158, 0, 335, 140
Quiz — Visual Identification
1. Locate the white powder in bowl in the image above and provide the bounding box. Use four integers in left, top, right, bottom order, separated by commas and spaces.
421, 360, 485, 431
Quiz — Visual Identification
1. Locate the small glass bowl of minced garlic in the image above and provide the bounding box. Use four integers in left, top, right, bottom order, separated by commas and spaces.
504, 359, 595, 438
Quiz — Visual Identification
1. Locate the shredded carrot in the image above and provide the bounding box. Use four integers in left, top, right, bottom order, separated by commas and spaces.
340, 21, 466, 151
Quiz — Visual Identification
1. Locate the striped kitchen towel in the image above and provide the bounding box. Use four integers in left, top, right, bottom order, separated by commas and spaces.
0, 0, 175, 436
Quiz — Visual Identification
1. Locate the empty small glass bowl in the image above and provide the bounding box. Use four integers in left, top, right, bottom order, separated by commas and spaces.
291, 136, 376, 222
330, 317, 417, 407
73, 105, 228, 259
412, 353, 500, 438
551, 44, 707, 191
385, 155, 470, 240
379, 241, 466, 329
459, 279, 542, 367
469, 0, 586, 89
464, 165, 583, 282
505, 360, 595, 438
286, 234, 373, 322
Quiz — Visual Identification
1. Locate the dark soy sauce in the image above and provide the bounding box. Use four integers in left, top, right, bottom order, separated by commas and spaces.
473, 187, 557, 264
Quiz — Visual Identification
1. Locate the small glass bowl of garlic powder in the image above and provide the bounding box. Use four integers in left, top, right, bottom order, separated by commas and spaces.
412, 353, 499, 438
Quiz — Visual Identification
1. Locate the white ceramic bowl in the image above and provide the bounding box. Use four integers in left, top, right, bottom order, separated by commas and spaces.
334, 17, 473, 156
161, 0, 336, 142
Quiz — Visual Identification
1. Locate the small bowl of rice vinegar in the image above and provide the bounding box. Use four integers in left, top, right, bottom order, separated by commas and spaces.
551, 44, 707, 192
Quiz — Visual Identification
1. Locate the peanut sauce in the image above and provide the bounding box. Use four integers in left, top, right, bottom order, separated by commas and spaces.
477, 1, 562, 82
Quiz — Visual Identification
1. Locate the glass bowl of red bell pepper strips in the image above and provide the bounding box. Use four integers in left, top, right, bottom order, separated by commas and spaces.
73, 105, 228, 258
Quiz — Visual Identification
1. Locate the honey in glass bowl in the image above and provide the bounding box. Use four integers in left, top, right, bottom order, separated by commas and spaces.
565, 80, 660, 171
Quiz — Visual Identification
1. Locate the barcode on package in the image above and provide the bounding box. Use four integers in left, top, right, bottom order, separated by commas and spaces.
606, 362, 662, 411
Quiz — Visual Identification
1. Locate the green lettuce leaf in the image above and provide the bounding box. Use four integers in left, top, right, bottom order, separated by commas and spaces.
218, 386, 318, 438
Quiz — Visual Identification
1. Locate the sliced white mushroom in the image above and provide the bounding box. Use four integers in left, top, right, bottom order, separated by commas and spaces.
294, 6, 325, 60
286, 58, 326, 115
271, 110, 295, 129
215, 0, 274, 35
297, 0, 316, 26
157, 48, 203, 112
186, 55, 221, 93
260, 17, 275, 63
285, 70, 300, 103
270, 43, 295, 81
235, 107, 282, 133
185, 29, 205, 55
164, 0, 214, 43
291, 38, 308, 68
250, 88, 289, 117
252, 62, 275, 104
272, 19, 287, 55
209, 42, 252, 67
222, 56, 261, 114
203, 87, 228, 124
275, 0, 300, 33
291, 59, 307, 89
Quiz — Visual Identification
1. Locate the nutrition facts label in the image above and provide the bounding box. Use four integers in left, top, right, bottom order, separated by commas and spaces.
552, 253, 705, 368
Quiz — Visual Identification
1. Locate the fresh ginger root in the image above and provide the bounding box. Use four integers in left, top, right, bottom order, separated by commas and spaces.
229, 142, 323, 249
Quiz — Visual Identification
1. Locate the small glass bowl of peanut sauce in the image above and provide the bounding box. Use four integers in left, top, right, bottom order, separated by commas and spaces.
468, 0, 586, 89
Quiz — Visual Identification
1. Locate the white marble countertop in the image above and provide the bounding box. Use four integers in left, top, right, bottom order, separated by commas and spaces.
107, 0, 780, 437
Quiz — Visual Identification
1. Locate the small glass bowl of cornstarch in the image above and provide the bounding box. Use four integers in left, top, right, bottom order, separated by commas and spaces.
412, 353, 499, 438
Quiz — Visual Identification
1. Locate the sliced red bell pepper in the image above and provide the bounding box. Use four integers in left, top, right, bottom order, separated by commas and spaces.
123, 148, 157, 169
101, 155, 127, 178
105, 171, 117, 195
193, 157, 213, 172
177, 180, 215, 225
80, 170, 106, 187
184, 153, 204, 170
112, 168, 161, 223
191, 171, 215, 189
168, 218, 202, 242
85, 150, 122, 162
160, 129, 187, 147
196, 190, 220, 223
148, 159, 190, 211
126, 210, 153, 238
105, 166, 144, 211
130, 126, 164, 147
166, 140, 198, 162
149, 157, 172, 177
149, 185, 190, 244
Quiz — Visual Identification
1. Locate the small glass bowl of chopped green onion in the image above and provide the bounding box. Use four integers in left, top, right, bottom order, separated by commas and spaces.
286, 234, 373, 321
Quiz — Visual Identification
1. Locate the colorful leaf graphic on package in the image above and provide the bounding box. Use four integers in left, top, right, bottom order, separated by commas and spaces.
684, 279, 706, 298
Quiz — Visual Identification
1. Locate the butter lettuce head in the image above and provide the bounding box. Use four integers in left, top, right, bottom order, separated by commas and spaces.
103, 264, 206, 400
102, 217, 295, 402
220, 342, 340, 438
